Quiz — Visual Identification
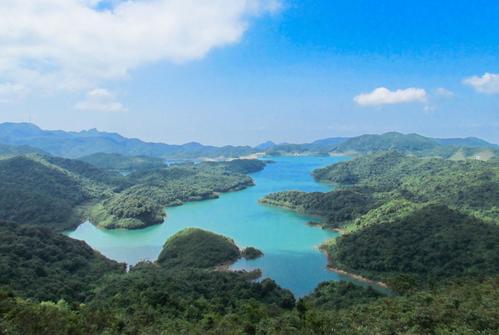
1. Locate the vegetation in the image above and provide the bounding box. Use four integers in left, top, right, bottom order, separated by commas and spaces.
0, 143, 46, 157
0, 153, 262, 230
78, 152, 165, 171
328, 205, 499, 288
241, 247, 264, 260
301, 281, 383, 310
0, 208, 496, 334
272, 151, 499, 226
261, 188, 380, 227
0, 128, 497, 333
262, 152, 499, 291
330, 132, 498, 159
0, 156, 95, 230
0, 222, 124, 303
157, 228, 242, 269
92, 162, 258, 229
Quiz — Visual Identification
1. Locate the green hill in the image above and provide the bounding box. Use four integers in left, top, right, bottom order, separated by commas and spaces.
78, 152, 166, 171
330, 132, 498, 159
0, 222, 124, 302
0, 156, 95, 230
328, 205, 499, 288
157, 228, 242, 269
311, 151, 499, 224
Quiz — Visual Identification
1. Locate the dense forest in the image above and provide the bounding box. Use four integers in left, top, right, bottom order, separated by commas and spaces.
0, 226, 497, 334
78, 153, 166, 172
264, 151, 499, 228
0, 154, 264, 230
262, 152, 499, 303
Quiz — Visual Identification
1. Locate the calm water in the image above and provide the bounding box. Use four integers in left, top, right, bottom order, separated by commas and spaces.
68, 156, 366, 297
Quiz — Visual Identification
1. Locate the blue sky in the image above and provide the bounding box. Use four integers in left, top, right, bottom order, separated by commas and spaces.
0, 0, 498, 145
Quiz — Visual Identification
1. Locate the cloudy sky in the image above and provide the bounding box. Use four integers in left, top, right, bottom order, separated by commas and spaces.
0, 0, 498, 145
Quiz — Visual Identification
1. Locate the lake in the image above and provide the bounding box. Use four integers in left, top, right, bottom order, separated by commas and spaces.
68, 156, 368, 297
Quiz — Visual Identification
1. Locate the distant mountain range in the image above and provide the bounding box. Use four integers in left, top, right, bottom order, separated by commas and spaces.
0, 122, 497, 160
0, 123, 255, 159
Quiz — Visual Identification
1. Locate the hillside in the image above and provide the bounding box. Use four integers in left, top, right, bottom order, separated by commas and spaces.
0, 154, 263, 230
327, 205, 499, 288
78, 152, 166, 171
312, 151, 499, 224
92, 161, 258, 229
0, 122, 256, 159
262, 152, 499, 292
0, 155, 115, 230
0, 143, 47, 157
0, 222, 124, 302
157, 228, 242, 269
330, 132, 498, 159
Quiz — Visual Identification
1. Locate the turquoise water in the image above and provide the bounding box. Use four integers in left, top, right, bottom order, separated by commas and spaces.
68, 156, 364, 297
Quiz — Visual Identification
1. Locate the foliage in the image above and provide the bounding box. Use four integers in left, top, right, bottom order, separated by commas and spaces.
241, 247, 264, 260
78, 152, 165, 171
313, 151, 499, 223
0, 223, 124, 303
157, 228, 241, 269
261, 188, 380, 228
328, 205, 499, 287
93, 162, 257, 229
0, 156, 90, 230
0, 153, 260, 230
330, 131, 498, 159
301, 281, 383, 311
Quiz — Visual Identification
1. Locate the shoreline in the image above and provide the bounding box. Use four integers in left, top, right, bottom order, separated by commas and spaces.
319, 248, 389, 289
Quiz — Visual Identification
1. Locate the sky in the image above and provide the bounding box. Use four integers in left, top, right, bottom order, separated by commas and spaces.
0, 0, 498, 145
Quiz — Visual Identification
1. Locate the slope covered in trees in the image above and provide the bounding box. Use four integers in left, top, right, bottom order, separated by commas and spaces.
265, 151, 499, 228
92, 161, 259, 229
0, 198, 497, 334
0, 222, 124, 302
329, 132, 498, 159
328, 205, 499, 288
78, 152, 166, 172
157, 228, 242, 269
0, 154, 263, 230
0, 156, 108, 230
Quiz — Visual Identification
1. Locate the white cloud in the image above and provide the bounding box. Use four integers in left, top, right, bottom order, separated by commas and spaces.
0, 0, 281, 91
75, 88, 127, 112
0, 83, 28, 102
463, 73, 499, 94
354, 87, 427, 107
434, 87, 454, 98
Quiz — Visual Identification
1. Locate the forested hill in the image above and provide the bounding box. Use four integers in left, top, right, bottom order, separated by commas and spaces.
261, 152, 499, 292
329, 132, 498, 159
0, 122, 255, 159
0, 154, 265, 230
0, 155, 121, 230
0, 222, 125, 302
77, 152, 166, 171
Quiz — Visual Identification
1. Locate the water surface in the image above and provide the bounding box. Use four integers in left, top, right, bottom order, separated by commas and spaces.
69, 156, 363, 297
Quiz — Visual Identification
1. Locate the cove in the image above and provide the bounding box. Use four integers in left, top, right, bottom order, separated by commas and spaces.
69, 156, 364, 297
